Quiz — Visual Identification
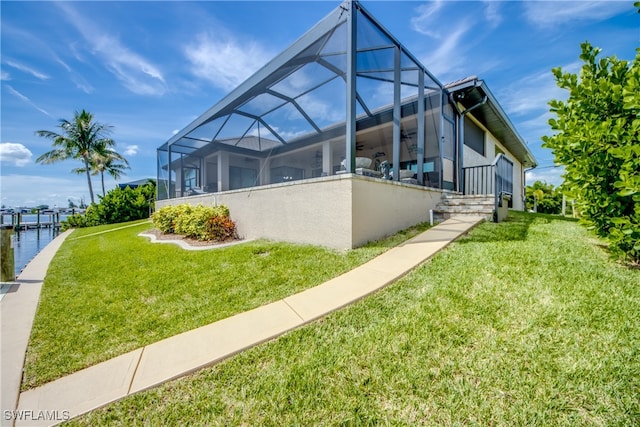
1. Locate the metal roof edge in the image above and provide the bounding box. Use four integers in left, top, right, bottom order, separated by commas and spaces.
477, 80, 537, 168
446, 76, 537, 168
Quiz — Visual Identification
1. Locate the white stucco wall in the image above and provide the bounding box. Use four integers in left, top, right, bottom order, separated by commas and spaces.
156, 175, 443, 250
511, 159, 524, 211
351, 177, 441, 248
462, 115, 526, 211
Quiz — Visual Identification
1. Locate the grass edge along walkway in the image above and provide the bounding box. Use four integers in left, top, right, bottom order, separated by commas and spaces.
16, 217, 483, 426
69, 212, 639, 426
23, 219, 435, 390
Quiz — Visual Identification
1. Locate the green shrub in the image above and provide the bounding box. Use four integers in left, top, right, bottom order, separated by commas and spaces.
542, 42, 640, 263
174, 205, 211, 240
150, 205, 179, 234
93, 182, 155, 224
151, 204, 233, 241
525, 181, 563, 215
61, 181, 156, 229
205, 214, 237, 241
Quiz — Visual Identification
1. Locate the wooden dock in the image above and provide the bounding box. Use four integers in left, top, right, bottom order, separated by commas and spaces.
0, 211, 63, 231
12, 222, 61, 231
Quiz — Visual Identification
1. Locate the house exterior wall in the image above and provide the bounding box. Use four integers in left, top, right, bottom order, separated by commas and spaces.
351, 177, 442, 248
155, 175, 443, 250
462, 115, 526, 211
511, 157, 524, 210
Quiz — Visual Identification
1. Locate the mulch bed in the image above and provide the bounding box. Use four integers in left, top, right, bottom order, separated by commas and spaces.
146, 229, 238, 247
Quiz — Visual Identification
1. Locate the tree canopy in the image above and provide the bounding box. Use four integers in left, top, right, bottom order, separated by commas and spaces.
525, 181, 563, 215
542, 42, 640, 263
35, 110, 127, 204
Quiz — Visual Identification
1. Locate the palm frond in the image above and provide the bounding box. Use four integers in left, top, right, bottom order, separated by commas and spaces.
35, 148, 69, 164
35, 109, 124, 204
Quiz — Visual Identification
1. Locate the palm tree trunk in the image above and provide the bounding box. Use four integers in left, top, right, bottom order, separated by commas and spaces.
84, 157, 95, 204
101, 172, 106, 197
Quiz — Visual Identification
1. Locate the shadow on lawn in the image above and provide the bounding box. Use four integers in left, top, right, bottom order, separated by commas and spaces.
459, 211, 576, 243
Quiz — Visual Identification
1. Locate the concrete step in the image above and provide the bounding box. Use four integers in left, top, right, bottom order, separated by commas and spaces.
435, 206, 494, 214
433, 194, 495, 223
439, 195, 494, 206
438, 201, 494, 209
433, 209, 494, 223
442, 193, 493, 199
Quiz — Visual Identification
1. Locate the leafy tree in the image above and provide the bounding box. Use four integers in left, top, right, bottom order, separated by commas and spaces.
542, 41, 640, 263
61, 181, 156, 230
92, 181, 155, 224
35, 110, 116, 204
525, 181, 563, 214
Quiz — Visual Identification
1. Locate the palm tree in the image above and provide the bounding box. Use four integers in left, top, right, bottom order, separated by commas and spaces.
89, 148, 130, 197
35, 110, 115, 204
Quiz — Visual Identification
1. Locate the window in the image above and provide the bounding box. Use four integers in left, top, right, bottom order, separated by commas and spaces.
465, 119, 485, 156
229, 166, 257, 190
183, 167, 199, 190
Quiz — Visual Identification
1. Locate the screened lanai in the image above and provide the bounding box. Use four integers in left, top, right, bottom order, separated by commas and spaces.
157, 0, 459, 200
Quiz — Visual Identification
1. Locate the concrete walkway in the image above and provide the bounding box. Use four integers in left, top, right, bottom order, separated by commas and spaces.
1, 230, 73, 427
3, 217, 483, 426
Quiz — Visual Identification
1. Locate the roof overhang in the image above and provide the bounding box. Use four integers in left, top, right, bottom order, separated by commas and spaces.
445, 76, 537, 168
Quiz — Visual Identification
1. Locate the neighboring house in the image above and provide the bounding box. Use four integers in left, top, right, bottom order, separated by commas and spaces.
118, 178, 155, 190
156, 0, 536, 249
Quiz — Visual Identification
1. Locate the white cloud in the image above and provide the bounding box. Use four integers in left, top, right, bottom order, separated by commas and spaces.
54, 56, 72, 72
70, 73, 94, 94
296, 95, 344, 125
0, 143, 33, 167
4, 85, 54, 118
498, 71, 561, 117
410, 1, 446, 38
523, 1, 631, 28
4, 59, 50, 80
124, 145, 139, 156
410, 2, 501, 83
497, 61, 581, 118
483, 1, 503, 28
184, 33, 272, 91
50, 47, 94, 93
249, 126, 307, 141
97, 37, 166, 95
1, 71, 10, 80
55, 2, 167, 96
517, 111, 556, 144
526, 166, 564, 187
418, 21, 472, 82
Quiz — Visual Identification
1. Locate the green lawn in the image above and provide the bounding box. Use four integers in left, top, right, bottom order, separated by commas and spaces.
23, 219, 430, 390
69, 212, 640, 426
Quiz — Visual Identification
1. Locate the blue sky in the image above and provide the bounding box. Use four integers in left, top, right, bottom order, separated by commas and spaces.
1, 1, 638, 208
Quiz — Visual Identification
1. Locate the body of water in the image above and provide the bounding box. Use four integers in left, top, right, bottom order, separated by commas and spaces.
1, 214, 68, 276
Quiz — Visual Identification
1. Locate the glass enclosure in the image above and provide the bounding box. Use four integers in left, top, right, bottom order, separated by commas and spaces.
157, 1, 457, 200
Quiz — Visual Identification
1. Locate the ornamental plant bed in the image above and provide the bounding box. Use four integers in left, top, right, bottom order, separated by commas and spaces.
146, 228, 239, 247
151, 204, 238, 242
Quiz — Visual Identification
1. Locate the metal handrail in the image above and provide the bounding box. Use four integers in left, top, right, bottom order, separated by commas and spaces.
462, 154, 513, 221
